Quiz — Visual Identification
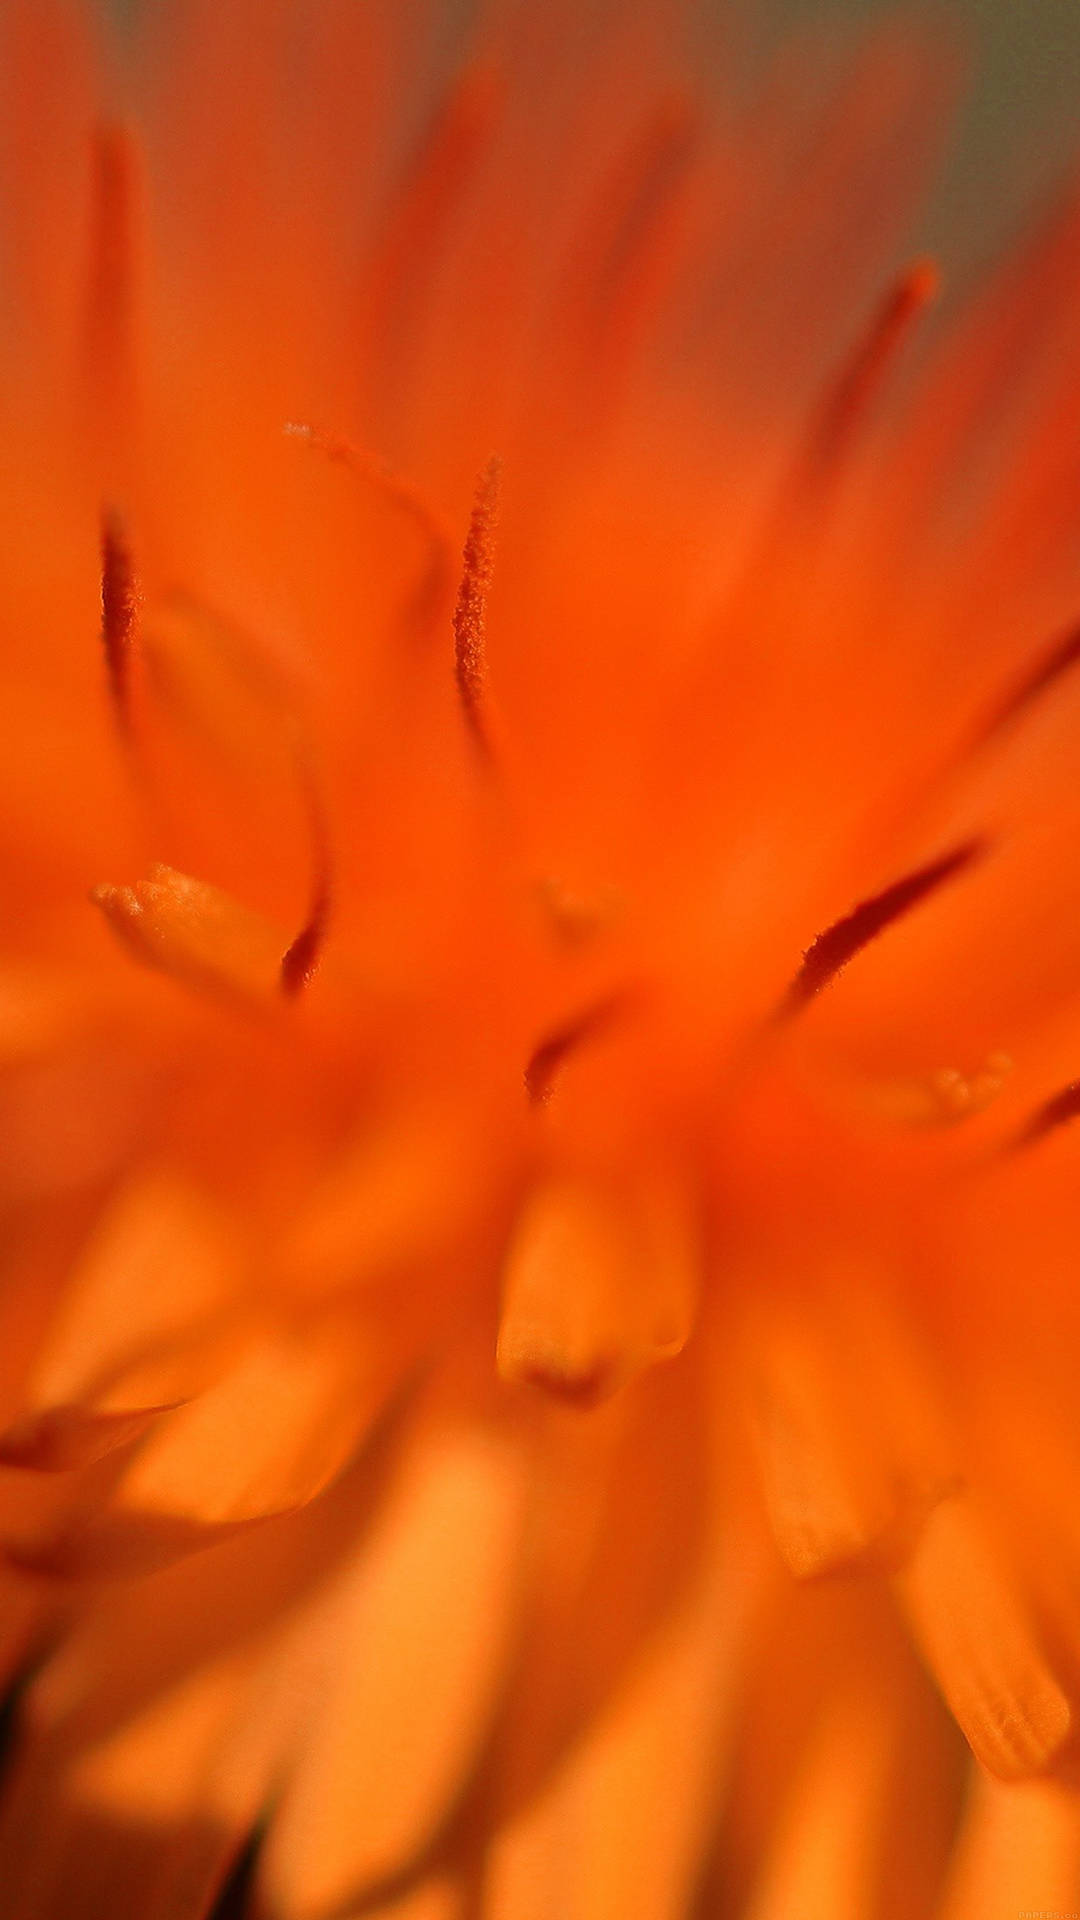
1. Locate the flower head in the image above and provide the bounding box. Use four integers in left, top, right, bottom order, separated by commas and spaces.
1, 1, 1080, 1915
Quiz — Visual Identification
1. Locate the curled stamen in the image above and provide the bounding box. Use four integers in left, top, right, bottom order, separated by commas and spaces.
1013, 1080, 1080, 1151
453, 457, 501, 756
284, 423, 454, 629
100, 508, 137, 731
524, 994, 628, 1106
781, 838, 986, 1015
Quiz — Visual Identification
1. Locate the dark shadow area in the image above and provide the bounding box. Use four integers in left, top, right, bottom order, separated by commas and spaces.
209, 1830, 263, 1920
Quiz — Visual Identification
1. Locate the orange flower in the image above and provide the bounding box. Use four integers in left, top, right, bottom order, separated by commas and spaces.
2, 0, 1080, 1914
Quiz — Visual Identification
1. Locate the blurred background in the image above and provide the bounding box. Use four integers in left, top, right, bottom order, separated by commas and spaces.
108, 0, 1080, 284
769, 0, 1080, 271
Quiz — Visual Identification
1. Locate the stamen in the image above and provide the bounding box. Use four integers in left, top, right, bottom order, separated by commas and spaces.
452, 457, 501, 756
284, 424, 453, 629
100, 507, 137, 731
1013, 1080, 1080, 1151
85, 122, 140, 447
781, 838, 985, 1015
281, 754, 333, 997
972, 617, 1080, 748
524, 994, 626, 1106
280, 896, 328, 998
93, 865, 285, 1006
802, 257, 940, 479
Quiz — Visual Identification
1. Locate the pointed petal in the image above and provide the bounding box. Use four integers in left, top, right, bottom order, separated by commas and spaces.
898, 1497, 1072, 1780
260, 1419, 529, 1918
497, 1175, 697, 1404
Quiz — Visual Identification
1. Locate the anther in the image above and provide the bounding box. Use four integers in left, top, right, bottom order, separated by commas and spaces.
453, 457, 501, 757
781, 839, 986, 1016
100, 507, 137, 731
93, 865, 284, 1006
280, 754, 332, 997
1013, 1080, 1080, 1152
524, 994, 627, 1106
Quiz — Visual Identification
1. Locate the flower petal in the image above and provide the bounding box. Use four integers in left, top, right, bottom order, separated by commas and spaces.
0, 1172, 241, 1474
496, 1175, 698, 1405
260, 1418, 529, 1918
938, 1773, 1080, 1920
898, 1497, 1072, 1780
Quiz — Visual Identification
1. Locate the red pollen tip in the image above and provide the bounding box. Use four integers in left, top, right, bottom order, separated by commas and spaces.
280, 900, 328, 997
781, 838, 986, 1015
100, 508, 137, 730
452, 457, 501, 755
1014, 1080, 1080, 1151
524, 994, 630, 1105
973, 618, 1080, 748
281, 756, 333, 997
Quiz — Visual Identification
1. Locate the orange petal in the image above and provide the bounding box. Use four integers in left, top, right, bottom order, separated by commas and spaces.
742, 1683, 922, 1920
497, 1174, 698, 1404
937, 1773, 1080, 1919
349, 1886, 464, 1920
898, 1497, 1072, 1780
0, 1650, 258, 1920
483, 1487, 755, 1920
14, 1308, 418, 1575
0, 1403, 173, 1473
273, 1104, 489, 1300
0, 1172, 241, 1471
260, 1421, 528, 1917
745, 1280, 954, 1578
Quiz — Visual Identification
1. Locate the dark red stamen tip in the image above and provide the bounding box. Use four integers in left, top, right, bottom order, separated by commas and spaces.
280, 899, 328, 997
452, 457, 501, 756
100, 508, 136, 728
1014, 1080, 1080, 1151
280, 753, 332, 997
781, 838, 986, 1015
524, 994, 626, 1105
974, 620, 1080, 748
